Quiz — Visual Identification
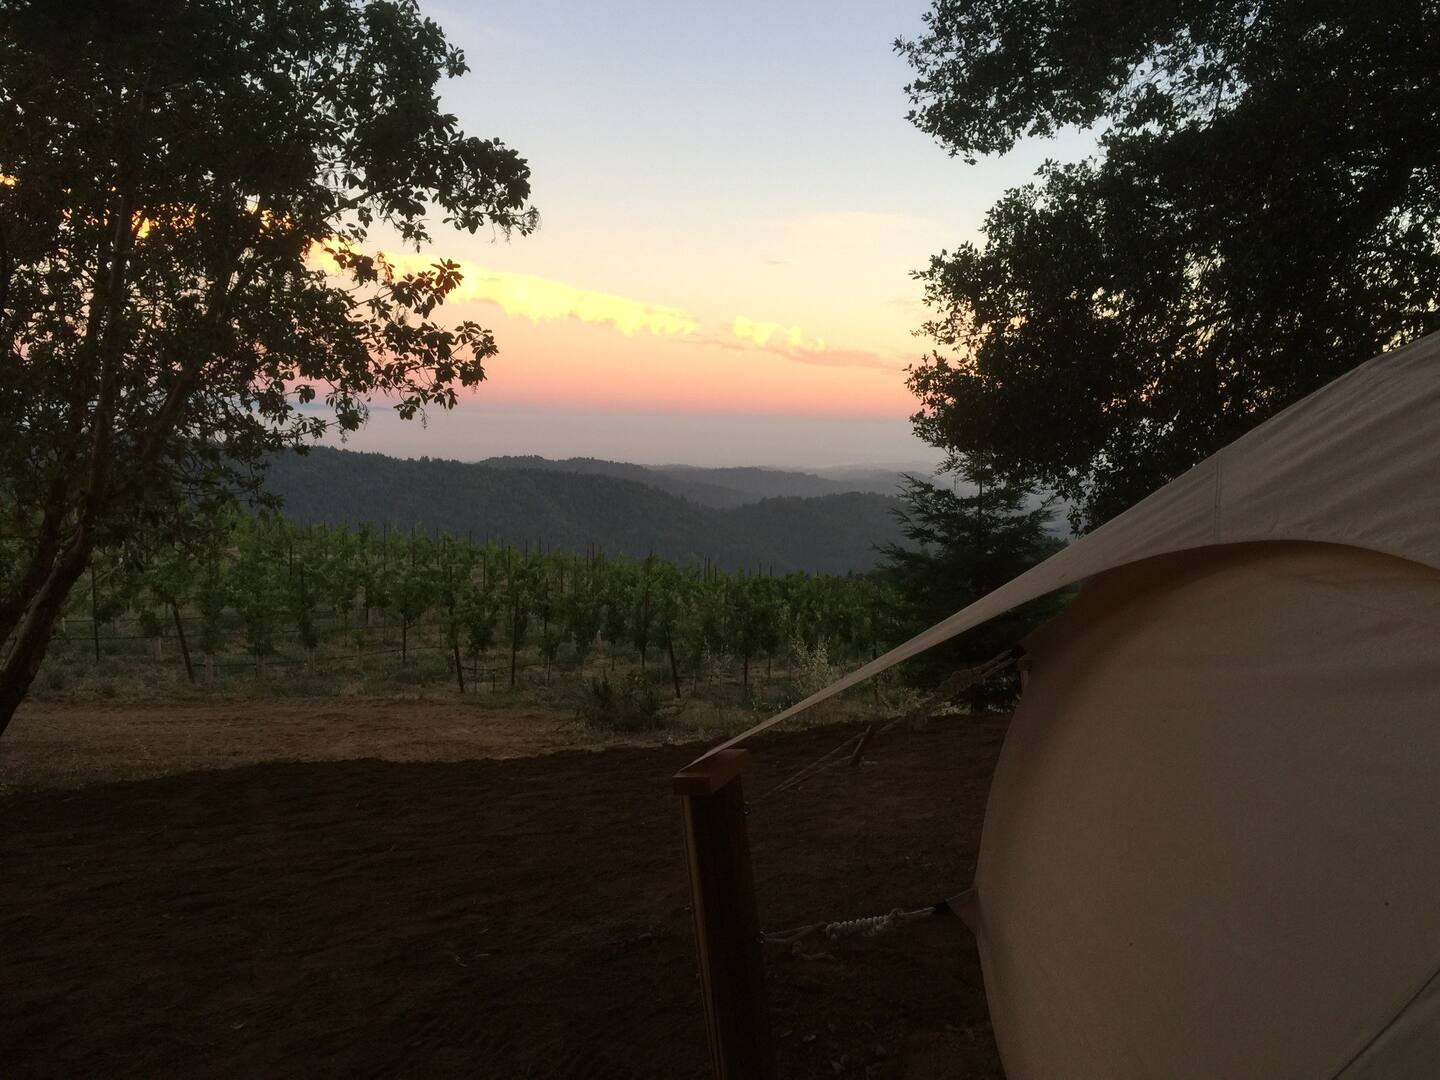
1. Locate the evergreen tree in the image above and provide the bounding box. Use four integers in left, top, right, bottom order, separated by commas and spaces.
880, 457, 1065, 694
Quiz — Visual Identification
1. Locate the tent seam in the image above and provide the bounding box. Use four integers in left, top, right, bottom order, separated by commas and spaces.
1214, 452, 1224, 541
1327, 960, 1440, 1079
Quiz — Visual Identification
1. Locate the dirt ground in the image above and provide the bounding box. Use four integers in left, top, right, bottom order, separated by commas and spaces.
1, 707, 1008, 1078
0, 698, 642, 793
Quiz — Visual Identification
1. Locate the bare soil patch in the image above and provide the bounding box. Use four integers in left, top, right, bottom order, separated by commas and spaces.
1, 698, 624, 792
1, 716, 1007, 1078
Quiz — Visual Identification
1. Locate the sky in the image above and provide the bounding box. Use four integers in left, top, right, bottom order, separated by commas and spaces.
328, 1, 1083, 468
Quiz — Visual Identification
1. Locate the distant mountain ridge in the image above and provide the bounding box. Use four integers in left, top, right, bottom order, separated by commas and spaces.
473, 455, 759, 508
470, 454, 923, 508
262, 447, 913, 574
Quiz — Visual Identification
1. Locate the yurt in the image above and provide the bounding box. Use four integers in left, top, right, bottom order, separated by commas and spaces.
721, 329, 1440, 1077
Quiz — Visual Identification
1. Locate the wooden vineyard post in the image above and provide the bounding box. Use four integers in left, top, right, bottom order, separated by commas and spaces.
673, 749, 775, 1080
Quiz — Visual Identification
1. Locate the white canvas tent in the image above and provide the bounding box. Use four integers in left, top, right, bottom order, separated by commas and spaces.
713, 328, 1440, 1077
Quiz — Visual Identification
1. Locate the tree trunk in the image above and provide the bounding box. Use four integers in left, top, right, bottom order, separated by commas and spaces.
172, 601, 195, 684
667, 634, 682, 700
0, 506, 67, 648
0, 539, 95, 737
0, 189, 138, 737
90, 566, 101, 662
453, 641, 465, 694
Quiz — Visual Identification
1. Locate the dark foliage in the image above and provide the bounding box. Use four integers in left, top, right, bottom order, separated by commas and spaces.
0, 0, 535, 731
898, 0, 1440, 530
880, 458, 1065, 691
575, 672, 664, 732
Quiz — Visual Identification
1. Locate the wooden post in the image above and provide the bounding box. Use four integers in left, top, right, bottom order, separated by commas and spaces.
673, 749, 775, 1079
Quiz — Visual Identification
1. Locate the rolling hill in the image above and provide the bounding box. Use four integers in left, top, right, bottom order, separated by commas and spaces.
262, 447, 910, 574
473, 455, 758, 509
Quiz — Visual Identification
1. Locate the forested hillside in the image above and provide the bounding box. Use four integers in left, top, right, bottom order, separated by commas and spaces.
651, 464, 851, 502
263, 448, 909, 574
475, 456, 902, 507
723, 493, 913, 574
475, 456, 757, 508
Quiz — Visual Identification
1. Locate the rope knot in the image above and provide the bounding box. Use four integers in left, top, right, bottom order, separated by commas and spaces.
823, 907, 909, 941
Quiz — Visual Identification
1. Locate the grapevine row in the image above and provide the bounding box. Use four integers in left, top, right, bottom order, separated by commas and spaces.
51, 512, 905, 696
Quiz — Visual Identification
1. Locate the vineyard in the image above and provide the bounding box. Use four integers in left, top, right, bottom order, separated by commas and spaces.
31, 513, 906, 720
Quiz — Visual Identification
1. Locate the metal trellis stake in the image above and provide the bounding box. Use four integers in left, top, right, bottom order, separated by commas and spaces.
673, 749, 775, 1079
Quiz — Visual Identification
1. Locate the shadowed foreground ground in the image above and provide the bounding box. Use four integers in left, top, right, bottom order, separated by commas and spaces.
2, 717, 1007, 1078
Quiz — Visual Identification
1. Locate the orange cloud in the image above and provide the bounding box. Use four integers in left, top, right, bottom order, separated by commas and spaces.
304, 241, 910, 398
308, 243, 901, 372
465, 314, 916, 418
729, 314, 899, 370
731, 314, 825, 352
381, 252, 698, 338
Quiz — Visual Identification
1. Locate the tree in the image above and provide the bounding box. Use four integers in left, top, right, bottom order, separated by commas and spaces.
0, 0, 536, 733
229, 515, 283, 676
599, 566, 631, 671
435, 535, 474, 693
281, 529, 321, 666
897, 1, 1440, 531
628, 556, 657, 671
728, 575, 780, 689
532, 557, 562, 682
562, 568, 604, 668
504, 561, 531, 689
136, 532, 200, 680
194, 516, 229, 680
320, 525, 364, 642
384, 528, 434, 665
459, 572, 500, 683
879, 459, 1064, 693
653, 564, 694, 699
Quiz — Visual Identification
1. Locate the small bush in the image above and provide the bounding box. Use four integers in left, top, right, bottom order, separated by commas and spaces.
765, 641, 845, 711
371, 651, 450, 687
576, 672, 663, 732
789, 641, 842, 695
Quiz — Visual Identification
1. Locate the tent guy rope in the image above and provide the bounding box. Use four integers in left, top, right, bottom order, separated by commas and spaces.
750, 648, 1021, 803
763, 904, 942, 947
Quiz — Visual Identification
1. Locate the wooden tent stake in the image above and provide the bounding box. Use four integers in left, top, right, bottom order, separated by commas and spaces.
673, 749, 775, 1079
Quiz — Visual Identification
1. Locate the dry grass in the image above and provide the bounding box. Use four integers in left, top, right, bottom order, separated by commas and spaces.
1, 684, 893, 795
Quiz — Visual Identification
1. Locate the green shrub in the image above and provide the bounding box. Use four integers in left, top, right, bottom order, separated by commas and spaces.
372, 651, 449, 687
763, 641, 845, 711
576, 672, 663, 732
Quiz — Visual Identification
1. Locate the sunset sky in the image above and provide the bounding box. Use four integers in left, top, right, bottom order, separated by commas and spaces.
336, 1, 1084, 468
